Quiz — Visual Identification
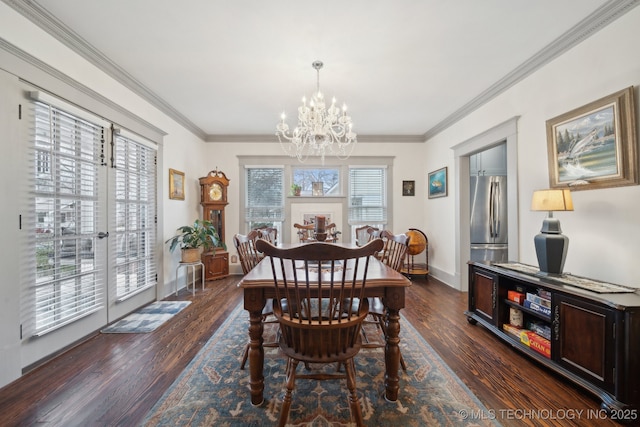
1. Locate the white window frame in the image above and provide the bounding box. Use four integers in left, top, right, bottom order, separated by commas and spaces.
348, 166, 388, 240
244, 165, 285, 235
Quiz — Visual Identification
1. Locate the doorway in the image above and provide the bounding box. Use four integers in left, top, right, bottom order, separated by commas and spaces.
452, 117, 519, 291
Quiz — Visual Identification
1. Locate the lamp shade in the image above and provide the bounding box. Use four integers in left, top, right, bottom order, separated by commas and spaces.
531, 189, 573, 276
531, 189, 573, 212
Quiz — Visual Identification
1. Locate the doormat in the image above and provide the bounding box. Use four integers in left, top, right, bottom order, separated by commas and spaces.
101, 301, 191, 333
141, 302, 500, 426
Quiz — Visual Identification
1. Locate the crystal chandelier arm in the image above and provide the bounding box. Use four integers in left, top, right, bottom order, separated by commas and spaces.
276, 60, 356, 163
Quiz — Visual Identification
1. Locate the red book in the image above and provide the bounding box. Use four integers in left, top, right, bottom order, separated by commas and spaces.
508, 290, 525, 304
528, 333, 551, 358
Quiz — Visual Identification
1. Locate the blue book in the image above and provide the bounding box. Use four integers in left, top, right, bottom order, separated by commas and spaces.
526, 292, 551, 308
523, 299, 551, 317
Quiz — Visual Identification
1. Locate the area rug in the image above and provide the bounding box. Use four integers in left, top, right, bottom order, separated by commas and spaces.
141, 302, 499, 426
101, 301, 191, 333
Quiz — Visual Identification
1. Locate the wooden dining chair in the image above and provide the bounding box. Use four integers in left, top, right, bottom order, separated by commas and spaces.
324, 222, 342, 243
254, 226, 277, 245
293, 223, 316, 243
233, 231, 278, 370
294, 222, 341, 243
255, 239, 384, 427
355, 225, 379, 246
234, 230, 262, 275
364, 230, 410, 371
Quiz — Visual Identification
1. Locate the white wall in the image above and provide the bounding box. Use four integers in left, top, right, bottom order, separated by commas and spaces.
205, 140, 427, 275
425, 6, 640, 290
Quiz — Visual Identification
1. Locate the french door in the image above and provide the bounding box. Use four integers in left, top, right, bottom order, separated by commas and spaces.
23, 89, 157, 363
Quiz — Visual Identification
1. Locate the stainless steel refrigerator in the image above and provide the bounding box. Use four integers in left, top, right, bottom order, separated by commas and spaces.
470, 175, 508, 263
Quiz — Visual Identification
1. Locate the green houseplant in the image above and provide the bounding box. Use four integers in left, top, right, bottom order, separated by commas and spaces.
165, 219, 224, 263
291, 183, 301, 196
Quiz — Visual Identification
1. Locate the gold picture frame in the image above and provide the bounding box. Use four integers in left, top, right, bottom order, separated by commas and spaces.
546, 86, 637, 191
169, 168, 185, 200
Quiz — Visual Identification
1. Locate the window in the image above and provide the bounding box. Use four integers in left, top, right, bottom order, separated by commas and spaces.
348, 167, 387, 236
292, 167, 340, 196
246, 167, 284, 233
240, 156, 392, 244
111, 132, 157, 300
28, 100, 105, 335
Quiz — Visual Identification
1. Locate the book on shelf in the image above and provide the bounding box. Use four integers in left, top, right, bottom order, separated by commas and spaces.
526, 292, 551, 308
526, 320, 551, 340
523, 299, 552, 317
528, 333, 551, 358
502, 323, 524, 338
538, 289, 552, 300
508, 290, 525, 304
519, 330, 534, 347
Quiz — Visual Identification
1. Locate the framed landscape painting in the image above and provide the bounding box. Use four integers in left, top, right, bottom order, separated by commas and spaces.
169, 168, 185, 200
428, 167, 447, 199
546, 86, 637, 191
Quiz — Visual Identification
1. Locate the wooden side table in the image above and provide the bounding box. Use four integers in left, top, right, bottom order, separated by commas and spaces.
175, 261, 205, 296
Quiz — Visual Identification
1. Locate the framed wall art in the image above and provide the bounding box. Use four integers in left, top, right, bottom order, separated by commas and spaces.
169, 168, 185, 200
428, 167, 448, 199
546, 86, 637, 191
402, 180, 415, 196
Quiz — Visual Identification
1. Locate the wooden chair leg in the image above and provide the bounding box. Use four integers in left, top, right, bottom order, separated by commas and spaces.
344, 359, 364, 427
240, 343, 249, 370
278, 358, 298, 427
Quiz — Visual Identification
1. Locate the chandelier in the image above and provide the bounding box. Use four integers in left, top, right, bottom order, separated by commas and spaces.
276, 60, 357, 163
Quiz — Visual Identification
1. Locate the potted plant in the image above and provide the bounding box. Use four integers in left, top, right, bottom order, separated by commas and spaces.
165, 219, 224, 263
291, 183, 301, 196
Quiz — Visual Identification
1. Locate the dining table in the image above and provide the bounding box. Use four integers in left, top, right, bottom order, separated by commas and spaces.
237, 242, 412, 405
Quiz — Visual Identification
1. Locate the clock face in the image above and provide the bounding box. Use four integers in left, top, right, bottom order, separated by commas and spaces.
209, 183, 223, 201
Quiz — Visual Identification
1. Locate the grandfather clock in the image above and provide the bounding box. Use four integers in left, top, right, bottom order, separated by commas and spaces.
199, 168, 229, 280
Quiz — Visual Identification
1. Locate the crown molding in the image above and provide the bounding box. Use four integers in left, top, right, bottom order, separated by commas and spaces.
2, 0, 206, 140
5, 0, 637, 144
0, 37, 167, 139
205, 134, 425, 143
423, 0, 639, 140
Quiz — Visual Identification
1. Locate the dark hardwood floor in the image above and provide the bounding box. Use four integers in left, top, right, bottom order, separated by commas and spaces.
0, 275, 628, 427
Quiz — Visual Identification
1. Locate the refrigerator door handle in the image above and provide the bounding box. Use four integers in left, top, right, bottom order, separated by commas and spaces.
492, 181, 501, 238
488, 180, 495, 238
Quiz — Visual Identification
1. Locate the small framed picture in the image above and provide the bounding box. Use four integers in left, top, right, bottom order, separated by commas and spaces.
402, 180, 415, 196
428, 167, 448, 199
169, 168, 185, 200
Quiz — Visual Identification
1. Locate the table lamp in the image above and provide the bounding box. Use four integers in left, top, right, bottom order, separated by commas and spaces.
531, 189, 574, 276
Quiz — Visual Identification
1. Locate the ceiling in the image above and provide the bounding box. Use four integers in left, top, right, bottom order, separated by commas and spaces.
6, 0, 633, 141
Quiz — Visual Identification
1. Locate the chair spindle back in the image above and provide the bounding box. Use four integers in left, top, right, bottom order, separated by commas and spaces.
255, 239, 384, 361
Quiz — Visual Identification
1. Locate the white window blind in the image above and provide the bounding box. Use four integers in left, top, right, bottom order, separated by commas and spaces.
27, 100, 105, 336
348, 167, 387, 225
245, 167, 284, 223
112, 132, 157, 300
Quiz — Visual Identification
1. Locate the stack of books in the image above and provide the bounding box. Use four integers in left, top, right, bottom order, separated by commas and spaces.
523, 290, 551, 318
501, 288, 552, 358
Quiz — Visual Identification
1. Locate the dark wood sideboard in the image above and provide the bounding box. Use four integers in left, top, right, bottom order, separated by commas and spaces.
466, 261, 640, 422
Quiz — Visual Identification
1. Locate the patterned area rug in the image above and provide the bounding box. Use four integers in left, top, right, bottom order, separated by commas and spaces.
101, 301, 191, 333
141, 302, 499, 426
